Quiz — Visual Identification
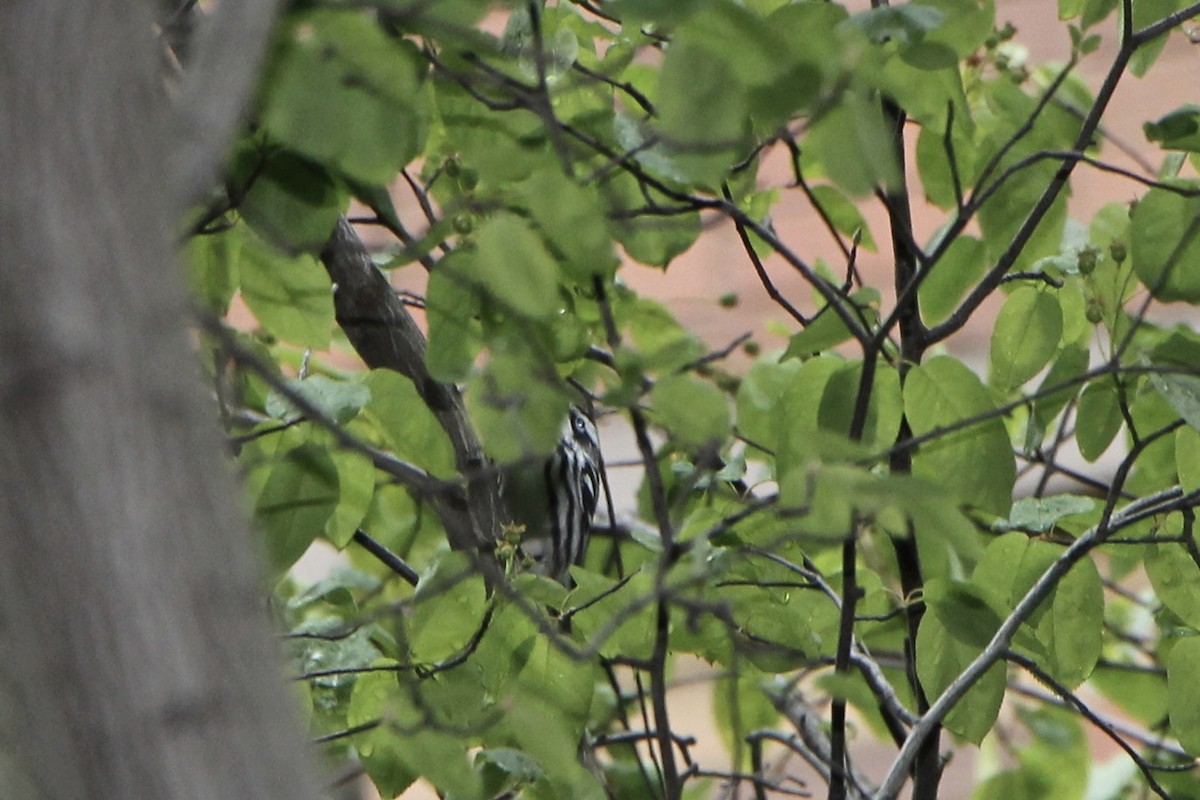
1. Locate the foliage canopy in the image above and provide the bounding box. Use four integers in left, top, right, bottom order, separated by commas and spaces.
185, 0, 1200, 798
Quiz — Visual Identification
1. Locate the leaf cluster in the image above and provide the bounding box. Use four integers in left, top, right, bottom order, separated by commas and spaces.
178, 0, 1200, 798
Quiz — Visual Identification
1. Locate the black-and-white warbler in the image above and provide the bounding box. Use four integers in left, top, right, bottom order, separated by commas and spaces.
544, 407, 602, 586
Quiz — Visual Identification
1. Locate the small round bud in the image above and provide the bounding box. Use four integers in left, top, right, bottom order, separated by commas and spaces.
1076, 247, 1097, 275
718, 292, 739, 309
453, 214, 474, 235
1109, 241, 1127, 264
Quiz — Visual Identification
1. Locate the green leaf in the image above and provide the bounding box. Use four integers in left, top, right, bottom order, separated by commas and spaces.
919, 0, 994, 57
1149, 371, 1200, 430
970, 534, 1062, 660
261, 11, 428, 185
1129, 0, 1177, 76
1059, 0, 1085, 18
816, 360, 903, 453
408, 552, 489, 662
1075, 379, 1123, 461
470, 213, 561, 318
1131, 185, 1200, 302
604, 167, 702, 267
808, 185, 877, 251
291, 624, 380, 690
517, 169, 618, 282
238, 233, 334, 349
919, 236, 987, 327
776, 356, 874, 473
185, 227, 239, 314
904, 356, 1015, 515
723, 569, 838, 662
237, 150, 346, 252
977, 535, 1102, 687
1081, 0, 1118, 29
467, 350, 570, 462
915, 612, 1005, 743
363, 368, 456, 479
347, 669, 418, 798
1145, 105, 1200, 153
1024, 344, 1089, 451
1042, 549, 1102, 687
1011, 706, 1089, 800
347, 666, 482, 799
1091, 663, 1168, 727
844, 4, 944, 45
916, 122, 975, 210
325, 450, 376, 548
622, 297, 707, 372
805, 92, 901, 196
989, 287, 1063, 392
995, 496, 1096, 533
735, 355, 803, 449
425, 253, 482, 383
924, 577, 1007, 649
1168, 637, 1200, 755
712, 674, 779, 770
650, 374, 731, 447
572, 570, 657, 660
783, 288, 879, 360
476, 748, 544, 798
499, 631, 603, 799
1128, 389, 1187, 494
435, 79, 547, 186
255, 443, 339, 573
265, 375, 372, 424
1177, 427, 1200, 493
1147, 541, 1200, 629
655, 39, 747, 184
288, 565, 379, 612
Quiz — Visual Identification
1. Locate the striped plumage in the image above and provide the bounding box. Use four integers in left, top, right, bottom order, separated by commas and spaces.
544, 407, 601, 586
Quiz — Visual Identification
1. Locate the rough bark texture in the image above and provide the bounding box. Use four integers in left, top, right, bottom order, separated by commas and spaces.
321, 218, 505, 552
0, 3, 320, 798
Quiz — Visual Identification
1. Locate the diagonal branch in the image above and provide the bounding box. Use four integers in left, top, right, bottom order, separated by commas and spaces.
319, 217, 504, 552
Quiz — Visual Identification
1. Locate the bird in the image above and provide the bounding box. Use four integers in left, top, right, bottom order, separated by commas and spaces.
543, 406, 602, 586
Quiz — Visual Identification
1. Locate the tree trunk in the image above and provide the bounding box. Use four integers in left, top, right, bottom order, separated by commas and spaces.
0, 3, 320, 798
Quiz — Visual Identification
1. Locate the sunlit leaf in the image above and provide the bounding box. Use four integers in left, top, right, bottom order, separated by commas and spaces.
238, 233, 334, 349
261, 11, 428, 185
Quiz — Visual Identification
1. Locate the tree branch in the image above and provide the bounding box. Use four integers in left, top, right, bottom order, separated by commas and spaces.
319, 217, 504, 552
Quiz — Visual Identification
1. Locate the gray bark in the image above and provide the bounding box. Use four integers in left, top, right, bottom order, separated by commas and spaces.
320, 218, 507, 553
0, 2, 320, 798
